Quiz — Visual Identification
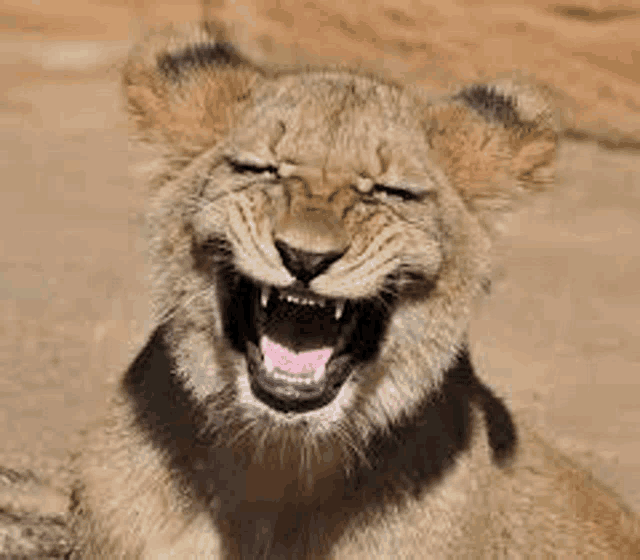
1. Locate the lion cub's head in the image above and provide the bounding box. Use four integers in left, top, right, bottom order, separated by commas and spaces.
123, 25, 556, 449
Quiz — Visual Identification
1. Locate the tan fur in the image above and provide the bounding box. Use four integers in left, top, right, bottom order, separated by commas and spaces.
71, 24, 639, 558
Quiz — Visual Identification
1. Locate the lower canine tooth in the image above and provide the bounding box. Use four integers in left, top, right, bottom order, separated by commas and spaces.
261, 288, 270, 308
335, 301, 345, 321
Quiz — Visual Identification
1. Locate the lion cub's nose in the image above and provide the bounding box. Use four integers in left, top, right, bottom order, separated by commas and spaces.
273, 202, 350, 283
275, 240, 343, 283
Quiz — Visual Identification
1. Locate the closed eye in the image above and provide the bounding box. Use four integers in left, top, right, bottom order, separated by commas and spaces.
372, 183, 423, 202
228, 159, 279, 176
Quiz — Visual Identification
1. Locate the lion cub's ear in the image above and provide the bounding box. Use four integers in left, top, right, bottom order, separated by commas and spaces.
122, 23, 262, 156
426, 82, 558, 211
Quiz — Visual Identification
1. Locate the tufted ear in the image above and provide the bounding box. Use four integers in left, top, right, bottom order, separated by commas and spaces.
426, 82, 558, 211
122, 23, 263, 158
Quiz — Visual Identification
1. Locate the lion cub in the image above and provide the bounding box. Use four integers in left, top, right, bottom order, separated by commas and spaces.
70, 24, 639, 557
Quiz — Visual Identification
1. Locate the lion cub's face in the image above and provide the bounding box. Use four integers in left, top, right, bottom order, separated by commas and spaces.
194, 74, 445, 415
124, 31, 556, 439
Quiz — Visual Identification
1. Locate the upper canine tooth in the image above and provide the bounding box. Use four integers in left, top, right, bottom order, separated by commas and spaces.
261, 287, 270, 308
335, 301, 345, 321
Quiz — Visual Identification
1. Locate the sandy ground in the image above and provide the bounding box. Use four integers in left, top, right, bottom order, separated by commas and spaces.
0, 1, 639, 513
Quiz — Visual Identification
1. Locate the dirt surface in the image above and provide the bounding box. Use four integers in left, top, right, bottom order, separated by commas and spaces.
1, 1, 639, 512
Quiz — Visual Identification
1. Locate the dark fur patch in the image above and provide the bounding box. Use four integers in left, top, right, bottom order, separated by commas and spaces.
455, 84, 526, 128
157, 43, 249, 81
122, 326, 517, 557
453, 351, 518, 466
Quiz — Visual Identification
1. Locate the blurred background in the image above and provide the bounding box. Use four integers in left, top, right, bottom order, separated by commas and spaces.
0, 0, 638, 510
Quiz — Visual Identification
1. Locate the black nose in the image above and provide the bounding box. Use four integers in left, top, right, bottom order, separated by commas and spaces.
275, 240, 344, 283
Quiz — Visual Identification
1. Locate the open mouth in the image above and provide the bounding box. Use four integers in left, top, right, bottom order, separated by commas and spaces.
219, 272, 391, 413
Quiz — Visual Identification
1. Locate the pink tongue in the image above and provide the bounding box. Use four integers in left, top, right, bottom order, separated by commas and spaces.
260, 336, 332, 379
